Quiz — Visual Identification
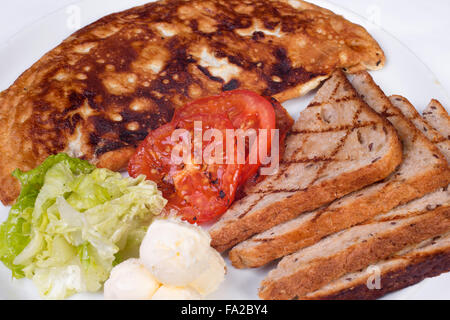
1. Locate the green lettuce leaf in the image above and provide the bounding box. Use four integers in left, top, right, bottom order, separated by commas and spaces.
0, 153, 166, 299
0, 154, 94, 278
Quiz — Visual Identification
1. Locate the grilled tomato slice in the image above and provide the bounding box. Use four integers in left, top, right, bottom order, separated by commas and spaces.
128, 90, 277, 224
173, 90, 276, 183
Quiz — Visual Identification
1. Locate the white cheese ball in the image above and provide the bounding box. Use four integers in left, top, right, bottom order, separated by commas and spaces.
152, 285, 201, 300
104, 259, 160, 300
190, 249, 226, 296
140, 219, 212, 286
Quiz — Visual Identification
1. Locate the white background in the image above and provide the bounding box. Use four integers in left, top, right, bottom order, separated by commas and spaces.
1, 0, 449, 96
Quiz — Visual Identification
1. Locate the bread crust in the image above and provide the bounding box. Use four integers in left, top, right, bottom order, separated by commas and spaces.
308, 250, 450, 300
423, 99, 450, 140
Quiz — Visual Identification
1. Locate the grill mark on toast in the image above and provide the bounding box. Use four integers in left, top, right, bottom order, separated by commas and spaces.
255, 115, 321, 193
237, 193, 267, 219
307, 95, 358, 108
429, 136, 446, 144
410, 130, 419, 143
254, 188, 306, 194
311, 131, 350, 184
311, 103, 363, 185
290, 121, 377, 135
330, 78, 341, 100
282, 157, 333, 165
380, 112, 398, 118
302, 81, 362, 187
254, 238, 275, 243
307, 76, 343, 106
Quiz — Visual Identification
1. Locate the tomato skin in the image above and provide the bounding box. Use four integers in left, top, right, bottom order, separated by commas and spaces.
128, 122, 178, 196
174, 90, 276, 185
235, 97, 294, 200
128, 90, 277, 224
128, 113, 241, 224
166, 161, 241, 224
169, 114, 242, 223
173, 90, 276, 130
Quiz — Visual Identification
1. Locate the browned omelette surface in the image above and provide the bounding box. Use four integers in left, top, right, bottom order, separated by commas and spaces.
0, 0, 385, 205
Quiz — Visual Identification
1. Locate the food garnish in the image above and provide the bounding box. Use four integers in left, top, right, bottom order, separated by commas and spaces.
128, 90, 277, 224
104, 259, 160, 300
0, 154, 166, 299
104, 218, 226, 300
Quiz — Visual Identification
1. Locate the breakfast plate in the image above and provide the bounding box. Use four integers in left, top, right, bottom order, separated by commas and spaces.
0, 0, 449, 300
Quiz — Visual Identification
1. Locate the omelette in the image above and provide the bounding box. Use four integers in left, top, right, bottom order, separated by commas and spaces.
0, 0, 385, 205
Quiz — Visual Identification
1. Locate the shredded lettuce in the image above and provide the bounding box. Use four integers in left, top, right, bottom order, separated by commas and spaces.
0, 153, 166, 299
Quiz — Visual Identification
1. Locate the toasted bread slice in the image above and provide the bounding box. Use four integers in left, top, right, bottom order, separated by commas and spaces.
258, 79, 450, 300
259, 192, 450, 300
391, 96, 450, 163
423, 100, 450, 140
210, 71, 403, 252
420, 99, 450, 163
390, 96, 446, 144
304, 101, 450, 300
229, 77, 449, 269
305, 231, 450, 300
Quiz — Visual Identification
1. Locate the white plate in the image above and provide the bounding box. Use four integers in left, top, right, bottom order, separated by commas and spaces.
0, 0, 449, 300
